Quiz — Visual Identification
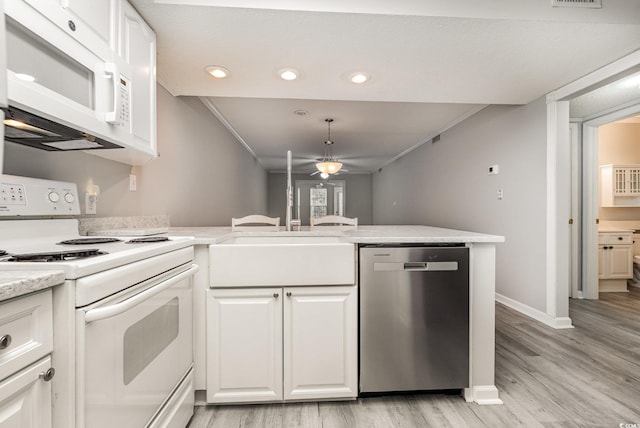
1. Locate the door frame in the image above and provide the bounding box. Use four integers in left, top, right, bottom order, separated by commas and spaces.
581, 103, 640, 300
545, 49, 640, 326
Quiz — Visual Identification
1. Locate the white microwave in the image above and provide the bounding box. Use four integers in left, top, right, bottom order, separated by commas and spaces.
4, 2, 133, 151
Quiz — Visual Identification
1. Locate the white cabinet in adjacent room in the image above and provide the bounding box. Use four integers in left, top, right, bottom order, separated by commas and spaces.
601, 165, 640, 206
598, 231, 633, 292
206, 286, 358, 404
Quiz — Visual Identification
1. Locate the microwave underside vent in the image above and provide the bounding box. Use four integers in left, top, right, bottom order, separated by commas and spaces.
2, 106, 122, 151
551, 0, 602, 8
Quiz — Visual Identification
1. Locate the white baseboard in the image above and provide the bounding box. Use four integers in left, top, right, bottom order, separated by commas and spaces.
495, 293, 574, 330
464, 385, 503, 405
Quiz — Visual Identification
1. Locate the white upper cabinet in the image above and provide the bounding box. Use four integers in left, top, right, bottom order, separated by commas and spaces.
120, 0, 157, 156
601, 165, 640, 206
0, 0, 7, 108
23, 0, 118, 61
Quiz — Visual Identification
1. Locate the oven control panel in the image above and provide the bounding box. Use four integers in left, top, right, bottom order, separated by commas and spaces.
0, 174, 80, 216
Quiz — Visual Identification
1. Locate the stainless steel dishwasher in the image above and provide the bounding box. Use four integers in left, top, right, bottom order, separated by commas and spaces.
359, 244, 469, 394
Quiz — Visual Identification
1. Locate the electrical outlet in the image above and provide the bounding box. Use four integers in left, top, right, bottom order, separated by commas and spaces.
129, 174, 137, 191
497, 189, 504, 200
85, 193, 97, 214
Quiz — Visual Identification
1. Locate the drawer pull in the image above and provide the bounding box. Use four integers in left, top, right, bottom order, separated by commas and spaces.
273, 293, 279, 299
39, 367, 55, 382
0, 334, 11, 350
286, 292, 292, 297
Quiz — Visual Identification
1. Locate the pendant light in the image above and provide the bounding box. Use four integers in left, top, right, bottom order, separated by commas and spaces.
315, 118, 343, 175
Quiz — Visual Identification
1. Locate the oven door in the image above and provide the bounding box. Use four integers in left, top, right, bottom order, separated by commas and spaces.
76, 264, 197, 428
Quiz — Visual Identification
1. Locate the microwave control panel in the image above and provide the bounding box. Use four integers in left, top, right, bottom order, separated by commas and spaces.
118, 76, 131, 130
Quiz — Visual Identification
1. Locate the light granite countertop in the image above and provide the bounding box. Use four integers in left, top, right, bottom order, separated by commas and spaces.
168, 225, 504, 245
0, 271, 65, 303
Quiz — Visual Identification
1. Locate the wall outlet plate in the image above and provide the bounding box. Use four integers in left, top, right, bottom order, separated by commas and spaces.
85, 193, 97, 215
129, 174, 137, 191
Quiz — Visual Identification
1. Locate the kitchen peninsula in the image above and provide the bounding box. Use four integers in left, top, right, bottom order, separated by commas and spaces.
164, 224, 504, 406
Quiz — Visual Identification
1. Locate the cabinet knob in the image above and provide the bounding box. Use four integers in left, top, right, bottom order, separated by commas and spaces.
618, 237, 624, 240
273, 293, 279, 298
0, 334, 12, 350
39, 367, 55, 382
286, 292, 292, 297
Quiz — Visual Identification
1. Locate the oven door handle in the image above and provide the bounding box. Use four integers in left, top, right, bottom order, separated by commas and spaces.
84, 264, 199, 323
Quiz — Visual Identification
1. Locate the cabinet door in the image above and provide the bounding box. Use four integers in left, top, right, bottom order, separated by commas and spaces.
206, 288, 283, 403
598, 246, 606, 279
607, 246, 633, 278
24, 0, 117, 59
0, 357, 52, 428
283, 286, 358, 401
120, 1, 157, 155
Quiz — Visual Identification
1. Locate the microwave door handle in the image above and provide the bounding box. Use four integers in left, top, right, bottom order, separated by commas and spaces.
84, 264, 199, 323
103, 62, 120, 124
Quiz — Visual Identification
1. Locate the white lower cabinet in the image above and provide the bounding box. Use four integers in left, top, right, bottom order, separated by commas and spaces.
0, 290, 54, 428
206, 286, 357, 404
0, 357, 52, 428
206, 287, 283, 403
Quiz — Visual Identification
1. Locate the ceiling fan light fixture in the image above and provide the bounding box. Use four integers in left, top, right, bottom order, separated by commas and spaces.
205, 65, 229, 78
316, 161, 343, 174
315, 118, 343, 175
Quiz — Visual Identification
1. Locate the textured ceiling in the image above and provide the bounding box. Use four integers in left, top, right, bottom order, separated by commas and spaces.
132, 0, 640, 173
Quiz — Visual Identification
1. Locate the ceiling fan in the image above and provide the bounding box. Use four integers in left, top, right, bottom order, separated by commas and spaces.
309, 118, 348, 178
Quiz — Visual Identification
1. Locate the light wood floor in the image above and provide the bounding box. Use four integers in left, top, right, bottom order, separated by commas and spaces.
188, 287, 640, 428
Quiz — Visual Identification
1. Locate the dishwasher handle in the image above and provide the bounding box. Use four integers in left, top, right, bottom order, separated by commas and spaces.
374, 261, 459, 272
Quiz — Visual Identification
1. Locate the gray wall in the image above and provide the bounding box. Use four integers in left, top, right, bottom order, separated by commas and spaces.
268, 173, 372, 224
372, 98, 548, 312
3, 85, 267, 226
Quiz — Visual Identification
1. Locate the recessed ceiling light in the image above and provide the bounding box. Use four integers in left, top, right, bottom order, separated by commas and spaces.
349, 72, 370, 84
205, 65, 229, 79
620, 74, 640, 88
15, 73, 36, 82
279, 69, 299, 81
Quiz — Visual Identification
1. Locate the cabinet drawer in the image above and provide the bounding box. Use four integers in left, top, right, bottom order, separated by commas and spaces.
599, 233, 633, 245
0, 290, 53, 382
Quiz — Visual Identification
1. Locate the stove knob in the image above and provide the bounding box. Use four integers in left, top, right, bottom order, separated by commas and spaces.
48, 191, 60, 203
64, 193, 75, 203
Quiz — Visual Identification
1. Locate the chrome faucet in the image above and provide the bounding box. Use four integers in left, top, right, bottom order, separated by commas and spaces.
285, 150, 301, 231
286, 150, 293, 231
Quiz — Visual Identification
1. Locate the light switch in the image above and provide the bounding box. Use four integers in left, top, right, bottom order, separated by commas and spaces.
489, 165, 499, 175
129, 174, 137, 191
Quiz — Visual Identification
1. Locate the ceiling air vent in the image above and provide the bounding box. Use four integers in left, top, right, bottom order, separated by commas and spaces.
551, 0, 602, 8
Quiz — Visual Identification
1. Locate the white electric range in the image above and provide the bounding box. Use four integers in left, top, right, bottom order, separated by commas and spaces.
0, 174, 198, 428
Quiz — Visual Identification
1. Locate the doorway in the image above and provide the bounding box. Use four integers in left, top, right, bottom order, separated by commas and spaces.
294, 180, 346, 226
580, 105, 640, 300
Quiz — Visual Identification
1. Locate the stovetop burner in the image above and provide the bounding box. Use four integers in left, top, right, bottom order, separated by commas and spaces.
127, 236, 170, 243
5, 249, 107, 262
58, 238, 122, 245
